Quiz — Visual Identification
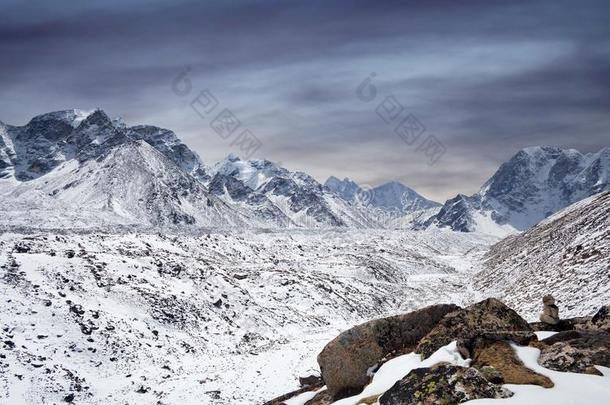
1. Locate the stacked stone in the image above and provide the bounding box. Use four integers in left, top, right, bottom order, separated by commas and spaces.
540, 295, 560, 325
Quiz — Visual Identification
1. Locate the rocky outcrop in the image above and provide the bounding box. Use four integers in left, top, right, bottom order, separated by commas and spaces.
466, 338, 553, 387
267, 301, 610, 405
539, 330, 610, 375
378, 364, 512, 405
416, 298, 533, 359
317, 304, 459, 399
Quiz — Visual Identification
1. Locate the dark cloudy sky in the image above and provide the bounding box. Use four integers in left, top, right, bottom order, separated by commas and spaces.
1, 0, 609, 201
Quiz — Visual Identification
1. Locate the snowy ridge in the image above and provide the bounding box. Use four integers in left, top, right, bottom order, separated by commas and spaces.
1, 110, 442, 230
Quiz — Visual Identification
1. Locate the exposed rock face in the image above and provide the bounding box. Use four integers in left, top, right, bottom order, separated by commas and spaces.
539, 330, 610, 375
378, 364, 512, 405
540, 295, 560, 325
467, 338, 553, 387
317, 304, 460, 399
475, 190, 610, 320
416, 298, 533, 359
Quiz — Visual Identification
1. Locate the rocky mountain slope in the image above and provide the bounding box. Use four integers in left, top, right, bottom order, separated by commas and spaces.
475, 189, 610, 319
425, 146, 610, 235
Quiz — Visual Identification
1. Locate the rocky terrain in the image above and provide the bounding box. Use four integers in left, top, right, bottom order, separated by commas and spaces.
270, 299, 610, 405
1, 109, 608, 404
475, 189, 610, 319
0, 228, 495, 404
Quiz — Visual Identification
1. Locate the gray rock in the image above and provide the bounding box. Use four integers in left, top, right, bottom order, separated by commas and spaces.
539, 330, 610, 375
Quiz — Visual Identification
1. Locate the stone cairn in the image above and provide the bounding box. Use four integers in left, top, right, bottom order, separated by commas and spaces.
539, 295, 559, 325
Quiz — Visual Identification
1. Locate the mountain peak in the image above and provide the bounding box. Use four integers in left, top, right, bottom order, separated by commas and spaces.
27, 109, 96, 129
428, 145, 610, 234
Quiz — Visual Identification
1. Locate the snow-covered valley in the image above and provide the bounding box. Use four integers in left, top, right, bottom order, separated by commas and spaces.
0, 228, 498, 404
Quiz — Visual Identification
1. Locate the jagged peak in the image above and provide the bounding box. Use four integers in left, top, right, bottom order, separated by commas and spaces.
25, 109, 96, 128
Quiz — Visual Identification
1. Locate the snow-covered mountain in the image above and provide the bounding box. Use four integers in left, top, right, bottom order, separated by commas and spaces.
1, 109, 436, 230
325, 176, 440, 213
475, 188, 610, 319
0, 109, 243, 228
208, 155, 376, 228
425, 146, 610, 235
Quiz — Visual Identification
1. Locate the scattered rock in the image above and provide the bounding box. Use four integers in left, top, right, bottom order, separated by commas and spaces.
317, 304, 460, 399
478, 365, 504, 384
416, 298, 533, 359
378, 364, 512, 405
14, 243, 31, 253
539, 330, 610, 375
63, 393, 75, 403
540, 295, 560, 325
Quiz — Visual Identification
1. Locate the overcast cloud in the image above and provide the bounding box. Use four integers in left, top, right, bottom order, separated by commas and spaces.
1, 0, 609, 201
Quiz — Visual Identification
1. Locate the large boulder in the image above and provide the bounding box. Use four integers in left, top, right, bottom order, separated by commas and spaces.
539, 330, 610, 375
416, 298, 534, 359
378, 364, 512, 405
317, 304, 460, 399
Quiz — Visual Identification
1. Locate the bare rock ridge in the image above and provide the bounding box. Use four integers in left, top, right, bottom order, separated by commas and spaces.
268, 298, 610, 405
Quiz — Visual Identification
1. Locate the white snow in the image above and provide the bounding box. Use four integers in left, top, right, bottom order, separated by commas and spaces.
534, 331, 558, 340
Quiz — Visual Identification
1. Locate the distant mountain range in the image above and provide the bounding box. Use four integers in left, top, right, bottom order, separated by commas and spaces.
1, 109, 608, 233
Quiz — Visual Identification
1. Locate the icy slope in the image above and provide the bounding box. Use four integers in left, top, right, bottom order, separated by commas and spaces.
474, 189, 610, 319
0, 228, 495, 404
